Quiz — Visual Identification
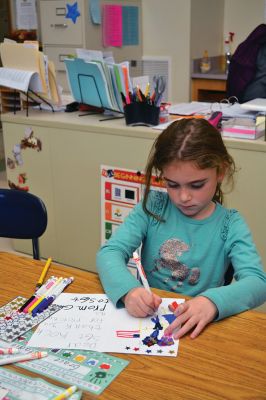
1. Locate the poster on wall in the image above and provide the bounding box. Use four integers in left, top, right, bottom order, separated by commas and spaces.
15, 0, 38, 30
100, 165, 166, 275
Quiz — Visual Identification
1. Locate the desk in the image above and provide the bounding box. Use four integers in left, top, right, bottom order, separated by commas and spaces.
1, 110, 266, 274
1, 252, 265, 400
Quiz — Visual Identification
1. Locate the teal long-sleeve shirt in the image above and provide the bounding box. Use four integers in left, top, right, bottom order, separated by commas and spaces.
96, 191, 266, 320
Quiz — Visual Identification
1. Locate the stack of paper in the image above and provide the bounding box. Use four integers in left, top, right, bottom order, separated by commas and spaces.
0, 41, 62, 106
64, 57, 131, 113
221, 116, 265, 140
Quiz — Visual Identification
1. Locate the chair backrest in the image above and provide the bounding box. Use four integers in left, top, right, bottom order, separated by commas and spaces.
0, 189, 47, 260
224, 263, 234, 286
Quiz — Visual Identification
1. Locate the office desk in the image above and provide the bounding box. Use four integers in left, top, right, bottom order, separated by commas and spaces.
1, 110, 266, 274
1, 252, 265, 400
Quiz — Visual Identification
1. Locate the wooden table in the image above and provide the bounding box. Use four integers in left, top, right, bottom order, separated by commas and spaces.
1, 252, 265, 399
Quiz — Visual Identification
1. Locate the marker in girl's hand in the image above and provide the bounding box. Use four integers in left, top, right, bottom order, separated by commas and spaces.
132, 252, 151, 293
132, 251, 159, 314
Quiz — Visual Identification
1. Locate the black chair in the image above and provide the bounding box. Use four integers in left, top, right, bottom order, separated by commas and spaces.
224, 263, 234, 286
0, 189, 47, 260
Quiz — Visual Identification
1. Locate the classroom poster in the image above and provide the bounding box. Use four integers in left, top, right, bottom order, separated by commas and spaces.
100, 165, 166, 274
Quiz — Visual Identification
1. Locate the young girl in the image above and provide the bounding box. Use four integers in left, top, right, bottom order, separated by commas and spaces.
96, 118, 266, 339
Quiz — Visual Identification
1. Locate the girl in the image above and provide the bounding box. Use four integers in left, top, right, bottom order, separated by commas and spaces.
96, 118, 266, 339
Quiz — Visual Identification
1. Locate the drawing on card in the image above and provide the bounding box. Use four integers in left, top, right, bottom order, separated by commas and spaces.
27, 294, 185, 356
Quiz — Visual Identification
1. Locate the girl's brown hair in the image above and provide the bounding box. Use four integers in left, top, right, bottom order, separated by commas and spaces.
143, 118, 236, 219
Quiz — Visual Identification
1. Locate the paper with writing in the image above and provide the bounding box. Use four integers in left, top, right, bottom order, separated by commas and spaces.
28, 294, 184, 357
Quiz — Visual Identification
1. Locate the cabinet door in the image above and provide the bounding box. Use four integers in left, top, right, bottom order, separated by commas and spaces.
2, 121, 58, 259
40, 0, 83, 46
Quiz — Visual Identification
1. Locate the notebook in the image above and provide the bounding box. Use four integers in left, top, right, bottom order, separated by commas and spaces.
240, 98, 266, 112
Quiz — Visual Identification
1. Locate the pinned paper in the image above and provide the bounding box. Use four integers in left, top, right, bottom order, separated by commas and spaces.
102, 5, 122, 47
122, 6, 139, 45
90, 0, 101, 24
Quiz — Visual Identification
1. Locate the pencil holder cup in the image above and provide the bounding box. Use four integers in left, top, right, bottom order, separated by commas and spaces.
124, 102, 160, 126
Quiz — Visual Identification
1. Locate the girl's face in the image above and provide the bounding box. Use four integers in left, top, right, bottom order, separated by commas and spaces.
162, 160, 224, 220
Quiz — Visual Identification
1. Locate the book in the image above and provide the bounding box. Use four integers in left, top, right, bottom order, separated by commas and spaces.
0, 67, 42, 92
0, 42, 62, 106
240, 98, 266, 112
221, 116, 265, 140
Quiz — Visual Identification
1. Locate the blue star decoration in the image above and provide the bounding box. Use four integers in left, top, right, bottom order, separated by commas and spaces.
65, 2, 80, 24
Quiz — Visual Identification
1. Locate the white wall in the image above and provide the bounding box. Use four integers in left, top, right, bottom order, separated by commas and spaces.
224, 0, 265, 52
142, 0, 191, 103
190, 0, 224, 58
142, 0, 266, 103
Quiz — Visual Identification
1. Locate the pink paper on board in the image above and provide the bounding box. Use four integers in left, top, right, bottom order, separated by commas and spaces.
102, 5, 122, 47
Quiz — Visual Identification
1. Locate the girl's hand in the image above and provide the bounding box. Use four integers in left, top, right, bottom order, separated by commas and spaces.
124, 287, 162, 317
164, 296, 218, 339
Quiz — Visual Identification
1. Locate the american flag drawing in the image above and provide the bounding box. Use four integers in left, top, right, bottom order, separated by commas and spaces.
116, 330, 140, 338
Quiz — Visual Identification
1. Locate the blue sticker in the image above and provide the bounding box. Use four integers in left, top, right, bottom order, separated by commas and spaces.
65, 2, 81, 24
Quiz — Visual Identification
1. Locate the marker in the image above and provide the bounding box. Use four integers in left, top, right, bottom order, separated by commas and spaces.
132, 252, 151, 293
0, 351, 48, 366
33, 277, 74, 316
20, 276, 58, 312
36, 257, 52, 289
28, 277, 63, 314
0, 347, 19, 355
52, 385, 78, 400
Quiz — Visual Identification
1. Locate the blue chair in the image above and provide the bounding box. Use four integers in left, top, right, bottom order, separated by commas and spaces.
0, 189, 47, 260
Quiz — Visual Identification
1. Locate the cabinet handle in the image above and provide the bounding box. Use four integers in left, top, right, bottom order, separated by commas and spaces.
50, 24, 68, 28
59, 54, 71, 62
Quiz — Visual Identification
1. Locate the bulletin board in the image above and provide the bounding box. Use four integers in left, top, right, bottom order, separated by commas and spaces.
39, 0, 142, 66
84, 0, 143, 64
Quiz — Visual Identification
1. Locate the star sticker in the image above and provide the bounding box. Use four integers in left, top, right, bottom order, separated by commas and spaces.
65, 2, 80, 24
146, 349, 152, 354
133, 347, 140, 352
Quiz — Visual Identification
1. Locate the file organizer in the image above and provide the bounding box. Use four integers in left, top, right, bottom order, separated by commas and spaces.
0, 43, 56, 115
64, 58, 124, 118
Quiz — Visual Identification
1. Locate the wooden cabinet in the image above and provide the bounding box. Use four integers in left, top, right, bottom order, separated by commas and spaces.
191, 77, 227, 102
0, 87, 22, 113
1, 110, 266, 273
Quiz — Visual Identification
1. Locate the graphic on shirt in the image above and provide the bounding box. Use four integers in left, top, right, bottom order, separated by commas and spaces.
152, 238, 200, 289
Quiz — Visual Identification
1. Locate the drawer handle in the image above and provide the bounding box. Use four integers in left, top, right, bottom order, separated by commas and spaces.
50, 24, 68, 28
59, 54, 71, 62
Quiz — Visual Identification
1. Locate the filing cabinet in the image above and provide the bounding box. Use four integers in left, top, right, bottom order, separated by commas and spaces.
39, 0, 142, 92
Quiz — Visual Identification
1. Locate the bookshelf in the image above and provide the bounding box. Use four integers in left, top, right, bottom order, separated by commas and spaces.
0, 87, 22, 113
